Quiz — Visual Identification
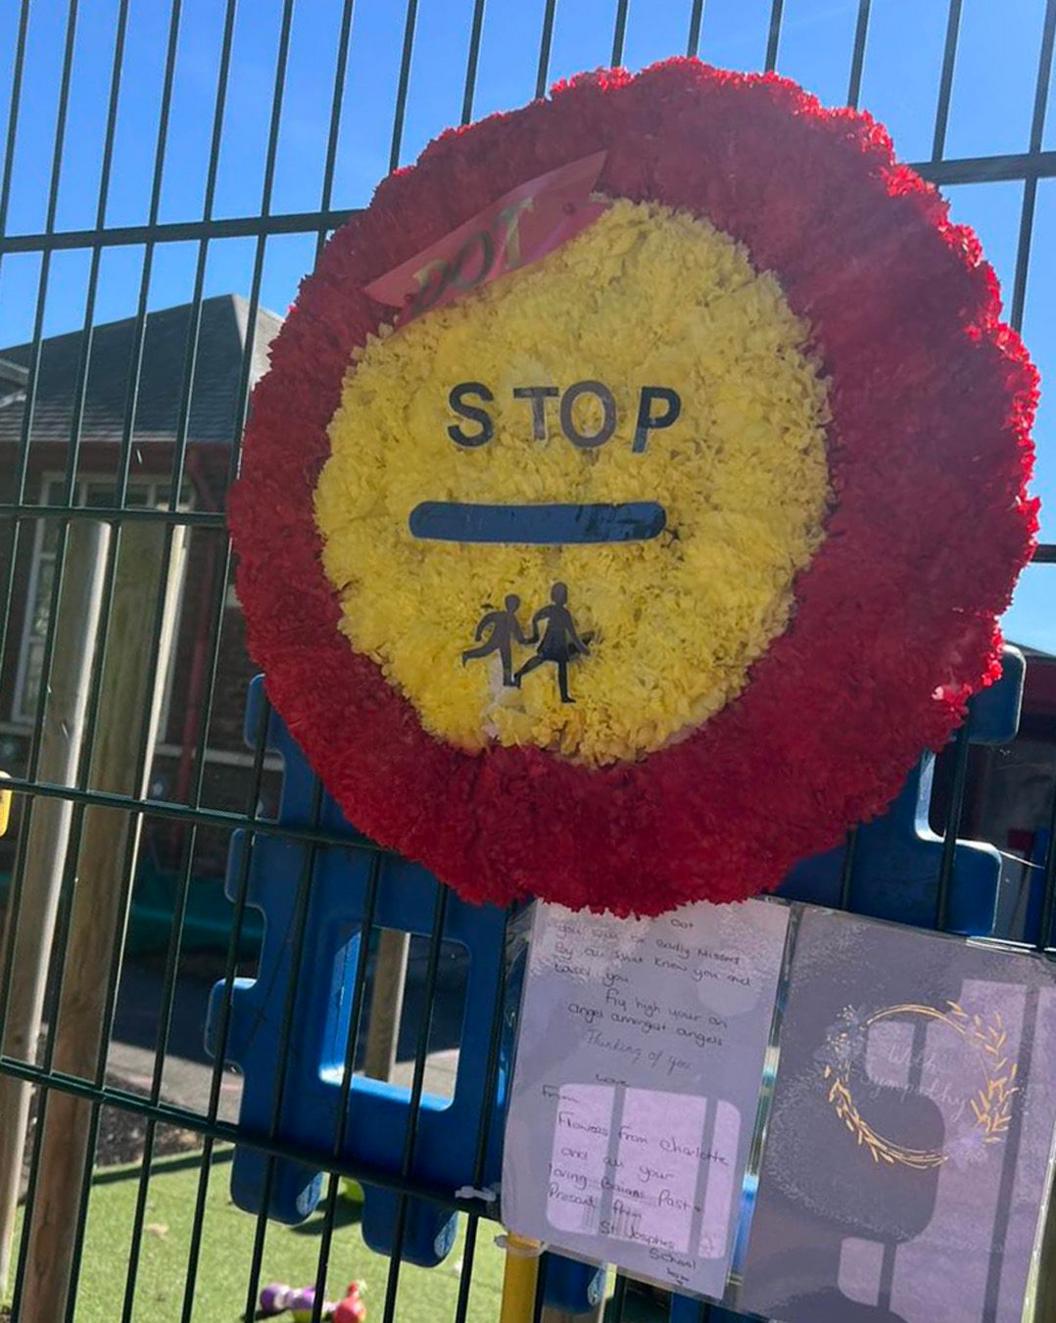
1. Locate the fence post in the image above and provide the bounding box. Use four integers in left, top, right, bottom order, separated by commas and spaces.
19, 521, 185, 1319
0, 520, 109, 1297
363, 928, 410, 1082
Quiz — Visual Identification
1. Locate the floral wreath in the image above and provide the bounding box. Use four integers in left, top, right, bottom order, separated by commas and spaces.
230, 60, 1037, 916
817, 1002, 1017, 1171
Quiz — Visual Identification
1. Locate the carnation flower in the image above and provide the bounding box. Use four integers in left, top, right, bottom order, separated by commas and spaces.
231, 59, 1036, 916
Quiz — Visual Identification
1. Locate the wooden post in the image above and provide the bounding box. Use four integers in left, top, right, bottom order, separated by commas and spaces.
362, 928, 410, 1082
20, 522, 185, 1320
0, 520, 109, 1297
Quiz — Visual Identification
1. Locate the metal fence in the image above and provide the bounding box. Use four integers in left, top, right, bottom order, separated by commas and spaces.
0, 1, 1054, 1321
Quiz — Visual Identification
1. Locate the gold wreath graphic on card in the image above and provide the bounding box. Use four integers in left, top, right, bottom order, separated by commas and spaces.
816, 1002, 1017, 1171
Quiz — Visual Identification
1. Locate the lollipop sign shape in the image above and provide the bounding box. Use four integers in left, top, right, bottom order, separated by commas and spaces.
231, 60, 1037, 916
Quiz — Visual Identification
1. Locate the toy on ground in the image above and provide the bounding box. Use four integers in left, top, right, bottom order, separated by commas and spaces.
290, 1287, 330, 1323
332, 1282, 367, 1323
259, 1283, 295, 1316
259, 1283, 338, 1321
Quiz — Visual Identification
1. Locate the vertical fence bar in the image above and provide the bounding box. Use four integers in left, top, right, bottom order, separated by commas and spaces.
305, 858, 383, 1323
0, 0, 34, 756
355, 0, 422, 1208
453, 910, 513, 1323
0, 0, 134, 1282
0, 0, 30, 245
117, 4, 242, 1307
462, 0, 487, 125
611, 0, 629, 67
935, 722, 972, 932
610, 1273, 630, 1321
1029, 682, 1056, 1323
535, 0, 558, 99
315, 0, 358, 263
1010, 0, 1056, 332
932, 0, 964, 162
846, 0, 871, 108
686, 0, 705, 58
451, 24, 501, 1319
234, 7, 320, 1301
181, 0, 302, 1305
764, 0, 783, 72
381, 886, 452, 1323
390, 0, 421, 173
0, 0, 81, 746
1036, 784, 1056, 959
187, 5, 300, 1314
240, 780, 327, 1321
1017, 16, 1056, 1323
42, 30, 193, 1277
838, 827, 860, 909
0, 0, 88, 1298
178, 690, 273, 1323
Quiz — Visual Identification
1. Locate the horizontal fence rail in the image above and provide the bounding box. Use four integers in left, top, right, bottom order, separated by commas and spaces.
2, 151, 1056, 256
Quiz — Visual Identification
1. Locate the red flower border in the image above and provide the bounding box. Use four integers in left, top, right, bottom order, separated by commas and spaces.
230, 59, 1037, 916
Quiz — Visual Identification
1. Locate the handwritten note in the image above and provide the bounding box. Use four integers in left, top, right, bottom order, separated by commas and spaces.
502, 899, 789, 1298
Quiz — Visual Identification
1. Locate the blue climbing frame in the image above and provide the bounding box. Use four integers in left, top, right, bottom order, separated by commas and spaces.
209, 648, 1030, 1320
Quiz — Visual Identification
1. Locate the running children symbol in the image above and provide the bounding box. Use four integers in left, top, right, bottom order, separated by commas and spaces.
463, 582, 592, 703
461, 594, 529, 687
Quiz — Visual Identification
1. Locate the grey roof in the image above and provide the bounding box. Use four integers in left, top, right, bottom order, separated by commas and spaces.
0, 357, 27, 387
0, 357, 26, 409
0, 294, 282, 448
1008, 641, 1056, 662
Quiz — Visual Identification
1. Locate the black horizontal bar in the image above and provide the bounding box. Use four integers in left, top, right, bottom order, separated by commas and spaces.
0, 207, 358, 254
2, 151, 1056, 255
409, 499, 667, 543
0, 1053, 496, 1215
0, 772, 394, 855
0, 503, 226, 526
1032, 544, 1056, 564
921, 148, 1056, 185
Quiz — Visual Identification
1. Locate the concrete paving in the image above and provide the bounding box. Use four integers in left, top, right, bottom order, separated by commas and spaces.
106, 946, 467, 1124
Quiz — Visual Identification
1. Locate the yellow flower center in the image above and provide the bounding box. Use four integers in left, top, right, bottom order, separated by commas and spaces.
314, 200, 831, 765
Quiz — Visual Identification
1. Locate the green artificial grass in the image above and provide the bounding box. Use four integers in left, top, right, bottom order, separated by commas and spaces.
5, 1148, 667, 1321
8, 1147, 504, 1322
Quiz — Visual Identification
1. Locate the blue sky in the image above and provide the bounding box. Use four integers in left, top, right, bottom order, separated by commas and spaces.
0, 0, 1053, 647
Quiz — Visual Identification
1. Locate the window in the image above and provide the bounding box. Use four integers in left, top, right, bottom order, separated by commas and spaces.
12, 477, 189, 727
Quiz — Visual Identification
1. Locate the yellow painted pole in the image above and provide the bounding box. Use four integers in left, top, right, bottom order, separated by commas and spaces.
498, 1232, 542, 1323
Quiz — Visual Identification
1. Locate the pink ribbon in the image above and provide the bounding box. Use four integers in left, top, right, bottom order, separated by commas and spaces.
363, 150, 608, 327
